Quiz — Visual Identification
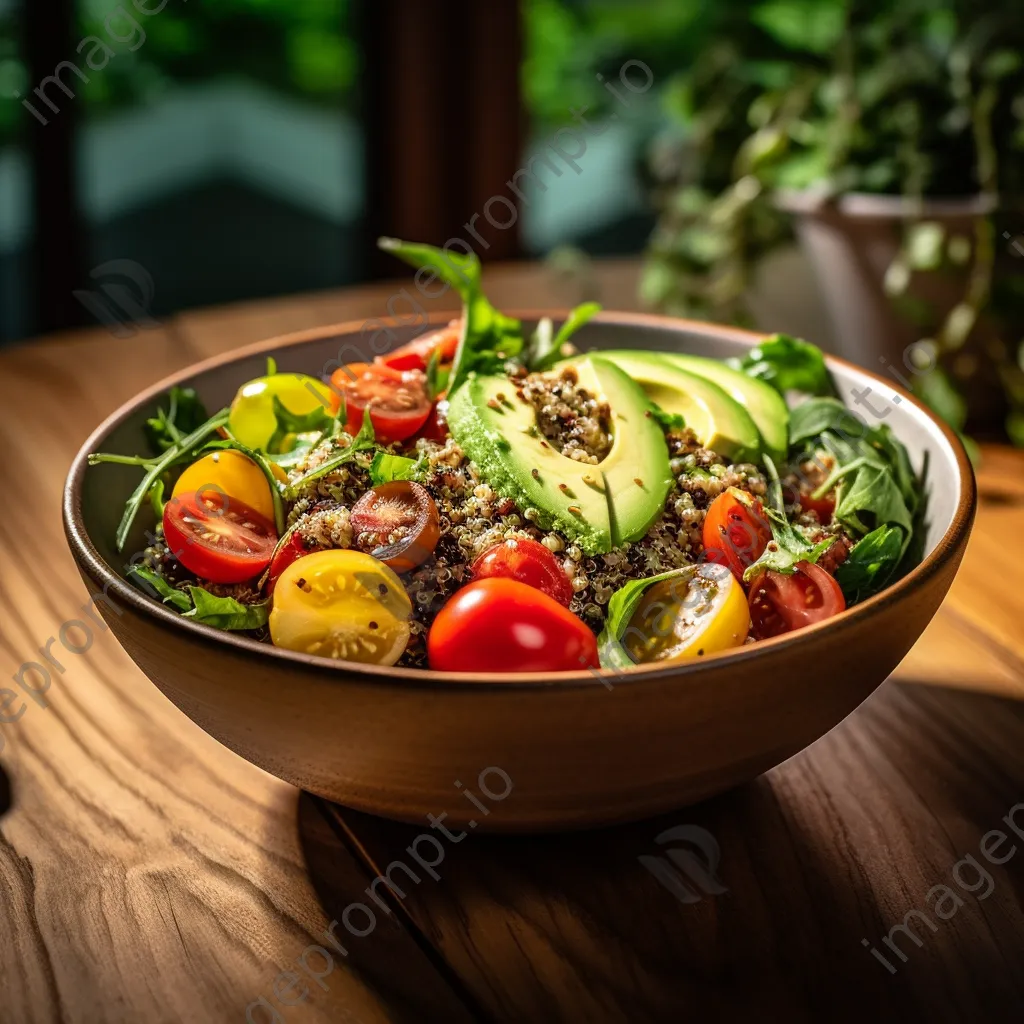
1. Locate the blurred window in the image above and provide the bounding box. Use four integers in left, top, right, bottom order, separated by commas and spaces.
70, 0, 362, 325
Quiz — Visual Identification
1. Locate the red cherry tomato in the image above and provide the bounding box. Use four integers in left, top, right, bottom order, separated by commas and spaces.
329, 362, 432, 444
407, 402, 449, 446
799, 490, 835, 524
350, 481, 440, 573
702, 487, 772, 581
747, 562, 846, 639
163, 490, 278, 585
381, 321, 460, 372
471, 538, 573, 606
427, 578, 599, 674
267, 531, 319, 595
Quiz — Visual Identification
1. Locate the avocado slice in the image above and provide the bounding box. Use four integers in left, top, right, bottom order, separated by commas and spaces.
601, 350, 761, 462
446, 356, 673, 555
658, 352, 789, 463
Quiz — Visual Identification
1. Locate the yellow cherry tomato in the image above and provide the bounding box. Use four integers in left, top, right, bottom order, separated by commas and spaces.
269, 550, 412, 665
228, 373, 339, 452
172, 450, 276, 522
623, 563, 750, 663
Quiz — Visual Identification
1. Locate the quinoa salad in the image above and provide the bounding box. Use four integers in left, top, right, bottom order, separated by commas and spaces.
90, 237, 925, 675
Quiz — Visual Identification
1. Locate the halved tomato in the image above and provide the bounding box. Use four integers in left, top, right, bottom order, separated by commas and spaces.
164, 490, 278, 584
381, 321, 460, 372
350, 482, 440, 573
703, 487, 771, 581
329, 362, 432, 444
267, 531, 319, 595
799, 490, 836, 524
471, 538, 573, 606
747, 561, 845, 639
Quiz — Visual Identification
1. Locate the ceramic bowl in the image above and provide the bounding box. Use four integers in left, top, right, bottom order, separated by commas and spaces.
63, 314, 976, 832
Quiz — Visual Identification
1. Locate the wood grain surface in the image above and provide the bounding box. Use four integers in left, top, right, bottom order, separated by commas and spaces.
1, 265, 1023, 1023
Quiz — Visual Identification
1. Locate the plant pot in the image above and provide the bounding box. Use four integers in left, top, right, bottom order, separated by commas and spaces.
776, 190, 1009, 433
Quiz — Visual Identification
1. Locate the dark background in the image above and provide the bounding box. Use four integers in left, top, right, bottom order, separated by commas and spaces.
0, 0, 688, 345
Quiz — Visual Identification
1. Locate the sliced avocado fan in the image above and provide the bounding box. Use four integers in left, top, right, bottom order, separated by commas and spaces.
600, 350, 762, 463
446, 356, 674, 555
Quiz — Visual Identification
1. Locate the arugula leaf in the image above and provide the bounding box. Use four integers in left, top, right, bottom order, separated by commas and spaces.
91, 407, 232, 552
425, 347, 450, 400
733, 334, 835, 397
742, 506, 834, 581
525, 303, 602, 371
144, 386, 209, 453
835, 525, 905, 604
184, 587, 270, 631
597, 566, 699, 670
148, 477, 167, 518
369, 451, 427, 485
283, 408, 377, 498
378, 237, 522, 395
266, 395, 333, 454
128, 565, 193, 612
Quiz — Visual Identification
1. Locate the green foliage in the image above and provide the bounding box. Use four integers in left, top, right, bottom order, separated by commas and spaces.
643, 0, 1024, 443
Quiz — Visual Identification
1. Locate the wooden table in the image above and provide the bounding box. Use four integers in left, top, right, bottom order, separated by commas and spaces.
2, 265, 1023, 1024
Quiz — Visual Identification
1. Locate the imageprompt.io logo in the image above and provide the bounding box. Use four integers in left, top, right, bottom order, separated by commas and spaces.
73, 260, 161, 338
639, 825, 728, 905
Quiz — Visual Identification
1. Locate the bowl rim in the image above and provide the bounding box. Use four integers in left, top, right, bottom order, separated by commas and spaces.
63, 310, 977, 691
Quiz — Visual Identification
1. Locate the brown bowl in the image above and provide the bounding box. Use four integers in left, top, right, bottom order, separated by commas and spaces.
63, 313, 976, 832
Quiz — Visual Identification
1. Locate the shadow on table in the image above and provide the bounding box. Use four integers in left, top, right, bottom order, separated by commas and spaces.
295, 792, 480, 1024
297, 681, 1024, 1024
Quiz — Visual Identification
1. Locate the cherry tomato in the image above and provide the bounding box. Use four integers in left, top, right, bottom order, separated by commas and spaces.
381, 321, 460, 372
471, 538, 573, 606
329, 362, 432, 444
269, 550, 411, 664
229, 373, 338, 451
427, 578, 599, 674
747, 562, 846, 639
350, 482, 440, 573
623, 564, 749, 663
173, 450, 276, 523
799, 490, 835, 524
408, 402, 449, 446
163, 490, 278, 584
267, 531, 320, 595
703, 487, 771, 581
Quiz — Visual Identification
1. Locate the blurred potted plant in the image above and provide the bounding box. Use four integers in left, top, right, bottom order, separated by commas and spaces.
643, 0, 1024, 443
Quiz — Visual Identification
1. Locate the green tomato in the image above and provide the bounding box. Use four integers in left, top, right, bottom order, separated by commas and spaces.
228, 373, 337, 451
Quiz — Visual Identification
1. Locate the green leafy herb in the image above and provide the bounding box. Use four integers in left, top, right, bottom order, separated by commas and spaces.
597, 566, 697, 670
147, 478, 167, 519
733, 334, 835, 397
369, 451, 426, 485
266, 395, 333, 454
742, 506, 834, 582
283, 408, 376, 499
525, 303, 603, 371
144, 386, 209, 453
91, 407, 232, 552
425, 346, 451, 400
650, 406, 686, 432
378, 237, 522, 395
834, 525, 905, 604
184, 587, 270, 631
788, 397, 851, 447
128, 565, 192, 612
